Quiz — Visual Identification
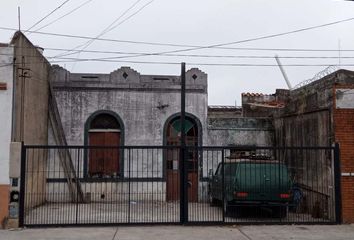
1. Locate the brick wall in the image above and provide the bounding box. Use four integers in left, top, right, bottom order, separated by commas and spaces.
333, 85, 354, 223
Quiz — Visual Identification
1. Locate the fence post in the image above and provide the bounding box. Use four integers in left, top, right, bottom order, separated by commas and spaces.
222, 149, 225, 222
334, 142, 342, 224
19, 142, 26, 227
179, 62, 188, 224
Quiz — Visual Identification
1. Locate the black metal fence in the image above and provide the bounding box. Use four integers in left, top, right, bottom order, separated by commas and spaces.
19, 145, 341, 227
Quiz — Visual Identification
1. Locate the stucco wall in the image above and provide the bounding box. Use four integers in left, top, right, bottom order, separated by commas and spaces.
11, 33, 50, 145
48, 66, 277, 202
52, 66, 208, 147
11, 32, 52, 209
206, 117, 274, 146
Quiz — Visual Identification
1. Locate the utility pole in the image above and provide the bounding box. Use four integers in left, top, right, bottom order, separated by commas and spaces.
179, 62, 188, 223
275, 55, 292, 90
18, 62, 31, 141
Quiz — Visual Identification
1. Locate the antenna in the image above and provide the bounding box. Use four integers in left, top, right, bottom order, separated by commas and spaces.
18, 7, 21, 31
275, 55, 292, 90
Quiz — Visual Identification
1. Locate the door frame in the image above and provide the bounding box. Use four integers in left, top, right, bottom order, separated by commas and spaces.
163, 113, 202, 202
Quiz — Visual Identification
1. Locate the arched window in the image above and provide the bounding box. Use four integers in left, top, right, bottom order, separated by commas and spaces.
88, 113, 122, 178
166, 118, 198, 146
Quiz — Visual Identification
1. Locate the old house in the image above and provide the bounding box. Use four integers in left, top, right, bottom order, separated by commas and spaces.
0, 31, 353, 227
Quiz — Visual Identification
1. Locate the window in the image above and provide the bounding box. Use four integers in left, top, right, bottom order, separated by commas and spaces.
88, 113, 121, 178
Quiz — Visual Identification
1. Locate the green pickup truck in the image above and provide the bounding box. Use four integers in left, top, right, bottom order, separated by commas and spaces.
208, 159, 292, 217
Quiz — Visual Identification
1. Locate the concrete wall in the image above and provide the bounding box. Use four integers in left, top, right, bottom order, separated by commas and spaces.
50, 66, 276, 202
272, 70, 354, 222
51, 66, 208, 147
0, 44, 14, 227
11, 32, 50, 145
11, 32, 52, 210
206, 117, 274, 146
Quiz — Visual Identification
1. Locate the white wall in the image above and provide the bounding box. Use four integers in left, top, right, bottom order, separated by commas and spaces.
0, 45, 13, 184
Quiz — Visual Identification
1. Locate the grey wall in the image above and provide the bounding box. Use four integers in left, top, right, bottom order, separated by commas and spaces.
11, 32, 52, 209
206, 117, 274, 146
49, 65, 276, 202
51, 66, 208, 146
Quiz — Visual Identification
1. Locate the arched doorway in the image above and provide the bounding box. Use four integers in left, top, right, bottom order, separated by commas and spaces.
87, 112, 122, 178
165, 114, 200, 202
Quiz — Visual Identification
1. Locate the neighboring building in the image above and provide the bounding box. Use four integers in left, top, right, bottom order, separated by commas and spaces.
0, 32, 67, 228
242, 70, 354, 223
0, 43, 14, 227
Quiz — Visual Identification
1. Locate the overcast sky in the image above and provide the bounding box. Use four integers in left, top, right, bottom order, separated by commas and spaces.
1, 0, 354, 105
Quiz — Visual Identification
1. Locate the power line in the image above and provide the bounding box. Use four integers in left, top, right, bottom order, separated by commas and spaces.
3, 51, 354, 59
111, 16, 354, 60
7, 42, 354, 53
37, 58, 354, 67
57, 0, 154, 70
27, 0, 72, 31
55, 0, 155, 58
2, 15, 354, 53
54, 0, 144, 58
51, 53, 354, 60
2, 59, 353, 67
33, 0, 95, 32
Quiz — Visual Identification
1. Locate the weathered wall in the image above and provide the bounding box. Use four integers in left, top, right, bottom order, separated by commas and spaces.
50, 66, 277, 202
52, 66, 208, 147
206, 117, 274, 146
274, 111, 330, 147
11, 32, 51, 209
51, 66, 208, 188
0, 44, 14, 227
274, 70, 354, 223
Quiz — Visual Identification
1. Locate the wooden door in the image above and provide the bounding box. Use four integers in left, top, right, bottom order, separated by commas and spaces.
89, 132, 120, 177
166, 137, 198, 202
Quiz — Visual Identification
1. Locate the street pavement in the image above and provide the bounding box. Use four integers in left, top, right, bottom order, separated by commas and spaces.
0, 225, 354, 240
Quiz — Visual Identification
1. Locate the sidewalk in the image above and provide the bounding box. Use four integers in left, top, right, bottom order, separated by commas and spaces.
1, 225, 354, 240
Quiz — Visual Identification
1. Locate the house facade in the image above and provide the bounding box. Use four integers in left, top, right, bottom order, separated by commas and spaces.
0, 31, 353, 227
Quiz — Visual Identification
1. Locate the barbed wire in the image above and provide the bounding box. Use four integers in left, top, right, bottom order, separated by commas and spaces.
292, 65, 339, 90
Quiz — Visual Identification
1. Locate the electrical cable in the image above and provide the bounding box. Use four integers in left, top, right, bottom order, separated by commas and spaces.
1, 15, 353, 54
33, 0, 95, 32
26, 0, 72, 31
2, 59, 354, 67
7, 44, 354, 53
54, 0, 153, 59
2, 51, 354, 59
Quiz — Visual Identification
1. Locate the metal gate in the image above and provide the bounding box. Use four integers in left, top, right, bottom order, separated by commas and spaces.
19, 145, 341, 227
